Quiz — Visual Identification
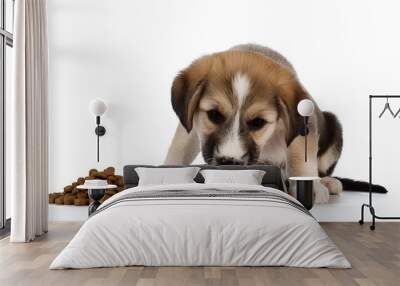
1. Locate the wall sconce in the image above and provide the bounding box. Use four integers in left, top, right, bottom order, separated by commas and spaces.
297, 99, 315, 162
89, 99, 107, 162
290, 99, 317, 211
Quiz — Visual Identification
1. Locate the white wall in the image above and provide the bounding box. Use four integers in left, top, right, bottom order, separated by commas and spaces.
48, 0, 400, 207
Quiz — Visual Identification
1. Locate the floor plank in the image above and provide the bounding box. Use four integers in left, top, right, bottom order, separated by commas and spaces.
0, 222, 399, 286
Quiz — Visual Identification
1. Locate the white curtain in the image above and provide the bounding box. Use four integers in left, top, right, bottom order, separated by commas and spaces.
10, 0, 48, 242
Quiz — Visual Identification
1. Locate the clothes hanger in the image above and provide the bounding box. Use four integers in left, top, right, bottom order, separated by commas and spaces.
394, 106, 400, 118
379, 97, 395, 118
391, 100, 400, 118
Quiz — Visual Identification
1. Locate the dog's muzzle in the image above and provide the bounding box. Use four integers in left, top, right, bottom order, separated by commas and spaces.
215, 156, 245, 165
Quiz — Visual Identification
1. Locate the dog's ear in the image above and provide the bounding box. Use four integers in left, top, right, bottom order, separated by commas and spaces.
171, 56, 212, 132
278, 81, 310, 146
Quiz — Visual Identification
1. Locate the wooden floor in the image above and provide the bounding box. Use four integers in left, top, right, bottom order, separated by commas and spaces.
0, 222, 399, 286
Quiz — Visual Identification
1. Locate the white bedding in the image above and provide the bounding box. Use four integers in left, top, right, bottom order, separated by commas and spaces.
50, 183, 350, 269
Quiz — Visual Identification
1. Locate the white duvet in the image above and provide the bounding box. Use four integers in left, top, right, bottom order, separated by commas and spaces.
50, 183, 350, 269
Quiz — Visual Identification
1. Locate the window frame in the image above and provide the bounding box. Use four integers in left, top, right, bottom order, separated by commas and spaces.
0, 0, 13, 234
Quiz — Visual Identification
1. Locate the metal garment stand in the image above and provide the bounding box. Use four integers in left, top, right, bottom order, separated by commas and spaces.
359, 95, 400, 230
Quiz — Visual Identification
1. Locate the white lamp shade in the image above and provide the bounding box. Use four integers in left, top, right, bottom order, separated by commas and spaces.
89, 98, 107, 116
297, 99, 315, 117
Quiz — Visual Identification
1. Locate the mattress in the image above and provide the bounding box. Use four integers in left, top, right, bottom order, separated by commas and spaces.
50, 183, 350, 269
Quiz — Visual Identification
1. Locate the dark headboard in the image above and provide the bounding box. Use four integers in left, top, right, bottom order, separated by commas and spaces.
123, 165, 284, 191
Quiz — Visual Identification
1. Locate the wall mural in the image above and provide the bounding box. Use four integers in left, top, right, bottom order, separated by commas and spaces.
46, 44, 389, 208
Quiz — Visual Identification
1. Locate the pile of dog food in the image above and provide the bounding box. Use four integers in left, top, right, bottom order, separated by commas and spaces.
48, 167, 124, 206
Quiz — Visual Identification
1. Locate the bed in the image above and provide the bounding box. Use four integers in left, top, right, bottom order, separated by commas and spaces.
50, 165, 350, 269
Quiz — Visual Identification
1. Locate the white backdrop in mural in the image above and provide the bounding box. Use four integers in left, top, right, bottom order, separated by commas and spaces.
48, 0, 400, 213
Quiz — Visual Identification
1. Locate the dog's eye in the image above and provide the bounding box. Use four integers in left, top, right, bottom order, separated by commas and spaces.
206, 109, 225, 124
247, 117, 267, 131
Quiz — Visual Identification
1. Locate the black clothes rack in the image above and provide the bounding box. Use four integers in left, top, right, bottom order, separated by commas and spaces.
359, 95, 400, 230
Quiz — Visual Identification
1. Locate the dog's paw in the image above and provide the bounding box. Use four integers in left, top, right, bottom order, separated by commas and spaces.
321, 177, 343, 195
313, 181, 330, 204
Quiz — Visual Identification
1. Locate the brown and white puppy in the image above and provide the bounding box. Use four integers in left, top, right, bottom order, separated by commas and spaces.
164, 44, 343, 203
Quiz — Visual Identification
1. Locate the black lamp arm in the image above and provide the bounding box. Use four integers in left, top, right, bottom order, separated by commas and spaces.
299, 116, 309, 136
299, 116, 309, 162
94, 116, 106, 162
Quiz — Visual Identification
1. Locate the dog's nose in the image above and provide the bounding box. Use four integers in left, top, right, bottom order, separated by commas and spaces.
215, 157, 244, 165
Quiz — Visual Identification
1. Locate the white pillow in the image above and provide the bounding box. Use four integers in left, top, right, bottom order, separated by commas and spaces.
135, 167, 200, 186
200, 169, 266, 185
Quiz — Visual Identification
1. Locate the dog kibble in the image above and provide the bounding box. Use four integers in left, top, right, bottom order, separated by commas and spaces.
49, 167, 125, 206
